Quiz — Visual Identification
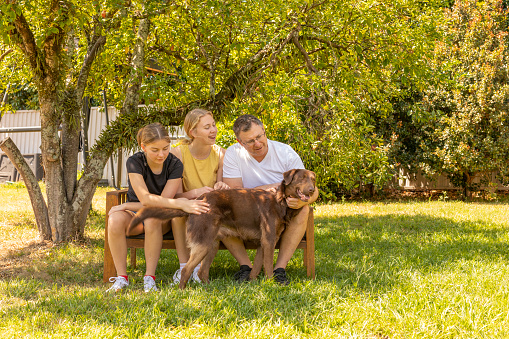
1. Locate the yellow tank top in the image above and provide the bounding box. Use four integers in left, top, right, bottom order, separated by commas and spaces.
180, 144, 221, 192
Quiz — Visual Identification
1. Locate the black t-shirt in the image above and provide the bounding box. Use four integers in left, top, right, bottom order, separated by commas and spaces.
126, 151, 184, 202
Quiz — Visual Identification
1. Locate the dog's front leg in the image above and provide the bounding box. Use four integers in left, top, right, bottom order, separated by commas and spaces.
198, 240, 219, 283
262, 243, 276, 279
260, 227, 276, 279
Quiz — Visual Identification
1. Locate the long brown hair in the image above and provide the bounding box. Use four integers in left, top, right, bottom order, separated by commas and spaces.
180, 108, 213, 145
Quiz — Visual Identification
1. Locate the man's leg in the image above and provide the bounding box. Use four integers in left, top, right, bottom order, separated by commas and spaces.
273, 205, 309, 283
221, 237, 252, 266
221, 236, 253, 281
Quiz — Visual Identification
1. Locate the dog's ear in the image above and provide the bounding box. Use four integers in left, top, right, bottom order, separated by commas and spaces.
283, 169, 298, 185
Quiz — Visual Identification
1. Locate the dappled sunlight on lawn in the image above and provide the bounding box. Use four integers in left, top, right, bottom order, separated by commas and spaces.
0, 184, 113, 281
2, 186, 509, 337
0, 184, 43, 277
313, 201, 509, 293
0, 185, 34, 214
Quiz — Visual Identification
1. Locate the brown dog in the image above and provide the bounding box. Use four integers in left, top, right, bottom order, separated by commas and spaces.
129, 168, 316, 289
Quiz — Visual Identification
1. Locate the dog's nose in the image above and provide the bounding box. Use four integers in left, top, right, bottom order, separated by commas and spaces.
306, 186, 315, 196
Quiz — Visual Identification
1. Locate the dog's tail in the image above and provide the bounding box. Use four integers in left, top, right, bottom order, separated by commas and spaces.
128, 207, 189, 232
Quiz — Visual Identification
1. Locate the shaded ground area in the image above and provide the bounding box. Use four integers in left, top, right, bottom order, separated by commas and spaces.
0, 223, 53, 280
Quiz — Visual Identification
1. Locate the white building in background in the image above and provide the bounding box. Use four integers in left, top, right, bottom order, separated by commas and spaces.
0, 107, 183, 187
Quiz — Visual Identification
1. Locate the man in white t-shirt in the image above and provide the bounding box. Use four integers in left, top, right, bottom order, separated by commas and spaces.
222, 114, 319, 285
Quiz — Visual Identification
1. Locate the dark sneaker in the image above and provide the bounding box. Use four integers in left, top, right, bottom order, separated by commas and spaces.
233, 265, 252, 282
273, 268, 290, 286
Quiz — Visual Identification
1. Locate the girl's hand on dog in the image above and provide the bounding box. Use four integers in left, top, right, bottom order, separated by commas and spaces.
213, 181, 230, 190
192, 186, 214, 198
179, 198, 210, 214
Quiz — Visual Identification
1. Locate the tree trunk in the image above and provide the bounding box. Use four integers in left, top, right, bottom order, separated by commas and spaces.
70, 16, 152, 238
121, 17, 150, 116
39, 82, 69, 242
0, 137, 51, 240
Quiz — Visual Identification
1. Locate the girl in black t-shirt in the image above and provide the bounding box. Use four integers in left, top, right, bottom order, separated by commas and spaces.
106, 123, 209, 293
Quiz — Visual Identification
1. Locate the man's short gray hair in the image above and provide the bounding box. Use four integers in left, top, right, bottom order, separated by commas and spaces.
232, 114, 264, 138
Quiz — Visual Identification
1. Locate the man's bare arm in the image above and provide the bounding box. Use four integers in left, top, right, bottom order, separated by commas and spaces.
223, 177, 279, 191
254, 183, 279, 190
223, 177, 244, 189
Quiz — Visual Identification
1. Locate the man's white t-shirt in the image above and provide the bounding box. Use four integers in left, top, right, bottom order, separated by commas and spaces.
223, 139, 305, 188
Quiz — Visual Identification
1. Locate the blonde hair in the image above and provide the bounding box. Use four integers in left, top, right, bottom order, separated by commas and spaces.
180, 108, 213, 145
137, 122, 172, 147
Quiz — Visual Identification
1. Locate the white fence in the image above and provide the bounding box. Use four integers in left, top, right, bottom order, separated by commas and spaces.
0, 107, 183, 187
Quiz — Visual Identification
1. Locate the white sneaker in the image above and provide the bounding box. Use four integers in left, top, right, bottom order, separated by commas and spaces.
143, 276, 158, 292
191, 268, 202, 283
172, 268, 182, 285
106, 276, 129, 292
172, 266, 202, 285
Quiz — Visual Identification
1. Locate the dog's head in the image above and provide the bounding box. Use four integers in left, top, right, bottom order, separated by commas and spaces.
281, 169, 316, 202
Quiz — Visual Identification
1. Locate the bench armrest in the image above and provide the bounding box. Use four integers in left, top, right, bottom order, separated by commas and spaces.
106, 189, 129, 216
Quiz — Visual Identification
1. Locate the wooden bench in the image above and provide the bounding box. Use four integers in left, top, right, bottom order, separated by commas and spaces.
103, 189, 315, 282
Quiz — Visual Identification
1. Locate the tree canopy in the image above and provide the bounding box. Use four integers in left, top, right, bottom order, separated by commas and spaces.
377, 0, 509, 197
0, 0, 450, 241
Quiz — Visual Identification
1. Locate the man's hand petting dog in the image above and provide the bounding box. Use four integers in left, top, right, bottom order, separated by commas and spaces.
286, 196, 307, 209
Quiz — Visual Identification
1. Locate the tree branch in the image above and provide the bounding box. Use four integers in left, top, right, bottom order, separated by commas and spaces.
133, 8, 168, 19
120, 16, 150, 115
9, 8, 43, 76
301, 35, 349, 53
216, 24, 301, 103
41, 3, 70, 77
76, 34, 106, 100
0, 137, 51, 241
292, 33, 320, 74
302, 0, 329, 13
0, 48, 13, 63
151, 45, 210, 71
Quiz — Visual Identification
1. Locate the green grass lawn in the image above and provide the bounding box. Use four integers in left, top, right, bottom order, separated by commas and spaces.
1, 184, 509, 338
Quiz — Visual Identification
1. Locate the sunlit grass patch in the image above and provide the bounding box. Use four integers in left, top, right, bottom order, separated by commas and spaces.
2, 184, 509, 337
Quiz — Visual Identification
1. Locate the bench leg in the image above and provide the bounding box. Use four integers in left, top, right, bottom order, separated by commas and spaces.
103, 234, 117, 282
130, 248, 137, 269
305, 209, 315, 279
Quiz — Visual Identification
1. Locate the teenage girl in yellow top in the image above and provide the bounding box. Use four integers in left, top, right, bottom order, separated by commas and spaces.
106, 123, 209, 293
170, 108, 229, 284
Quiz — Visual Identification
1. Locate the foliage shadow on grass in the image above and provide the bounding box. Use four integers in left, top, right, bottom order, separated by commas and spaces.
3, 210, 509, 335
